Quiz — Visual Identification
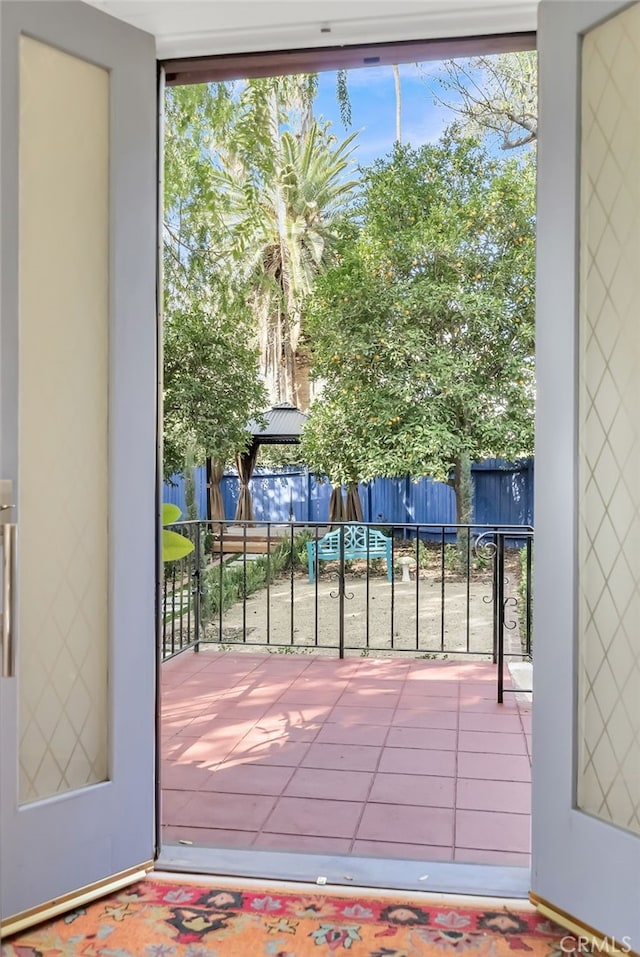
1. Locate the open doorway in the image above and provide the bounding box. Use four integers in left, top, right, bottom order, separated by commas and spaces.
158, 34, 536, 896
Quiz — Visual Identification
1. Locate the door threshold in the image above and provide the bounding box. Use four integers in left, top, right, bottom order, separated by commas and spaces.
157, 844, 530, 899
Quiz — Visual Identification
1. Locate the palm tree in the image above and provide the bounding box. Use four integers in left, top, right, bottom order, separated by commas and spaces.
392, 64, 402, 143
211, 77, 359, 410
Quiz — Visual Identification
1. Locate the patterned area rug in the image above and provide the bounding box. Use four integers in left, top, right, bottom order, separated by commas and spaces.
4, 878, 569, 956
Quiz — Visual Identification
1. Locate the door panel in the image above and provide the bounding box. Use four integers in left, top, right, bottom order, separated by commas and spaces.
0, 1, 158, 928
534, 0, 640, 940
18, 33, 110, 805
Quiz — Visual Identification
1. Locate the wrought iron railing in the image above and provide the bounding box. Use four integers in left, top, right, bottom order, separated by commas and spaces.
160, 521, 533, 697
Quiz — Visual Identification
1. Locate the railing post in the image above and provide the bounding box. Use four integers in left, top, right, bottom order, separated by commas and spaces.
496, 532, 505, 703
492, 528, 499, 664
338, 524, 345, 659
193, 521, 201, 653
525, 534, 533, 657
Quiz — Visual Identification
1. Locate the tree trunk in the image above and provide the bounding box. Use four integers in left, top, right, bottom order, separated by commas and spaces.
345, 482, 364, 522
393, 64, 402, 144
451, 453, 473, 574
293, 349, 311, 411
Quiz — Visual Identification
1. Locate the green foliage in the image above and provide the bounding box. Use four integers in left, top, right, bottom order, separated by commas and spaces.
203, 531, 313, 620
519, 542, 533, 653
163, 85, 267, 477
163, 76, 361, 475
256, 445, 307, 469
336, 70, 352, 128
161, 504, 194, 563
301, 135, 535, 511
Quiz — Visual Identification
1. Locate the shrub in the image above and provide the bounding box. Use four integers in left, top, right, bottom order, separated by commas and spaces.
202, 530, 313, 622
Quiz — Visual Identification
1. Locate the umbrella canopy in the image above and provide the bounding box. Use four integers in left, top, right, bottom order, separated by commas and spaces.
234, 403, 308, 521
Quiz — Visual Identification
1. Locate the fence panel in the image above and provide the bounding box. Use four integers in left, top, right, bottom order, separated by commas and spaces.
473, 459, 534, 526
164, 458, 534, 528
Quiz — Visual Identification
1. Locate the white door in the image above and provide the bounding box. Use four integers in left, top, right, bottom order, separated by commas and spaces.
534, 0, 640, 942
0, 1, 158, 932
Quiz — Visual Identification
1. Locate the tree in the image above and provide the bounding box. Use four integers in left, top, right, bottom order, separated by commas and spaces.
393, 64, 402, 144
163, 85, 267, 485
301, 135, 536, 531
433, 52, 537, 151
208, 76, 360, 410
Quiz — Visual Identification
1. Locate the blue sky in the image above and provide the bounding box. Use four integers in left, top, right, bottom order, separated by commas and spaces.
314, 61, 454, 165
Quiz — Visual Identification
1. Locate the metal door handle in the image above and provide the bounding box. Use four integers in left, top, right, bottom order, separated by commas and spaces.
1, 523, 16, 677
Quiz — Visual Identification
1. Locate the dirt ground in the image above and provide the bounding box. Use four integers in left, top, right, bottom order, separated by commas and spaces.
204, 567, 525, 660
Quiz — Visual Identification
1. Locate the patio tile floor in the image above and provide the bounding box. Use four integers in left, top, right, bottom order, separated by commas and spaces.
161, 651, 531, 867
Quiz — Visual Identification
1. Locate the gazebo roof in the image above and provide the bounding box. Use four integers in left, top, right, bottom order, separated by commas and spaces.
247, 402, 308, 446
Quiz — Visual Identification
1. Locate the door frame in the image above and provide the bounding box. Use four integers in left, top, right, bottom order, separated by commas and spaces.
155, 30, 536, 899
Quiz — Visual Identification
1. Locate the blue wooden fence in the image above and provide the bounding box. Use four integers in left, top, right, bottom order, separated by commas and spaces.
164, 458, 534, 528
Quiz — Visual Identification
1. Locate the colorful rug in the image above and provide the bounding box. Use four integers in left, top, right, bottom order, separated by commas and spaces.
4, 877, 570, 956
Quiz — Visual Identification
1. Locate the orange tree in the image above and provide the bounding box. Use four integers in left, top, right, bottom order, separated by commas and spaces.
301, 134, 535, 531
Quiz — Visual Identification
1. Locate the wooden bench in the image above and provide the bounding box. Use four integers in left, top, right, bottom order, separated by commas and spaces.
306, 524, 393, 583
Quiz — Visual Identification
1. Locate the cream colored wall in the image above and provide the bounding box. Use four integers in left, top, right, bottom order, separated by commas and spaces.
18, 37, 110, 802
578, 2, 640, 836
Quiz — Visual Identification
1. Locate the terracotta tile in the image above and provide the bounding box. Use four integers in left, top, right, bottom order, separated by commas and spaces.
344, 679, 406, 693
338, 691, 401, 708
161, 763, 220, 790
392, 708, 458, 730
455, 809, 531, 853
263, 797, 363, 838
302, 743, 381, 772
253, 833, 352, 854
458, 683, 501, 700
357, 803, 454, 847
256, 704, 332, 724
277, 689, 346, 705
223, 740, 310, 768
176, 718, 256, 739
458, 712, 523, 733
315, 724, 389, 747
203, 763, 295, 795
379, 747, 456, 777
457, 752, 531, 783
161, 789, 196, 824
161, 739, 193, 759
352, 840, 454, 862
285, 767, 374, 802
391, 698, 458, 728
458, 730, 528, 755
209, 705, 270, 723
198, 655, 264, 672
454, 847, 530, 867
179, 791, 276, 830
161, 825, 257, 849
386, 727, 457, 751
403, 679, 460, 697
456, 778, 531, 814
459, 698, 520, 714
369, 773, 455, 808
179, 738, 240, 765
263, 723, 323, 744
397, 693, 441, 709
329, 706, 396, 726
161, 655, 533, 864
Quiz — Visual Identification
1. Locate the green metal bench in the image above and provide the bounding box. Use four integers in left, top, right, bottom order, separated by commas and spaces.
306, 524, 393, 583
